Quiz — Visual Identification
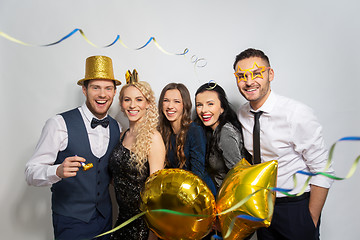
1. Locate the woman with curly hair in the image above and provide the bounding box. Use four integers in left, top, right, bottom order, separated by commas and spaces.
158, 83, 216, 195
109, 70, 165, 240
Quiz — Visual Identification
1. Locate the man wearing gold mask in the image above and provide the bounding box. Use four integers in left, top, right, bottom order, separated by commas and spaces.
234, 48, 334, 240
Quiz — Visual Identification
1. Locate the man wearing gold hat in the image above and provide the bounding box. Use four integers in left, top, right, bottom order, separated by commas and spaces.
25, 56, 122, 240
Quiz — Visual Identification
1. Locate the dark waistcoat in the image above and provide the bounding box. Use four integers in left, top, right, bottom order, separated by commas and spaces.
51, 108, 120, 222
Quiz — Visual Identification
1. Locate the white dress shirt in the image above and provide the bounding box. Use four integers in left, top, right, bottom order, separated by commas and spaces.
238, 91, 334, 197
25, 103, 121, 187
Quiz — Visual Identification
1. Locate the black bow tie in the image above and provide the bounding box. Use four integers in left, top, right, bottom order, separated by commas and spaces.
91, 117, 109, 129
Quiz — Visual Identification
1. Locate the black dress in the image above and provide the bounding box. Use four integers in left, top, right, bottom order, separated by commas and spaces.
109, 129, 150, 240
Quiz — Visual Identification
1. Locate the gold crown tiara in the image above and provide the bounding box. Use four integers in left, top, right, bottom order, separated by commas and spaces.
125, 69, 138, 84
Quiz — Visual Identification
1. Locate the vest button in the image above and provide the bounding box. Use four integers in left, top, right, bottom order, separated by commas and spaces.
97, 181, 100, 185
98, 170, 100, 174
97, 192, 100, 196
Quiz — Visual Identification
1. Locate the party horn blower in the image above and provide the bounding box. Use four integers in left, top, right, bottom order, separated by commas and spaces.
81, 162, 93, 171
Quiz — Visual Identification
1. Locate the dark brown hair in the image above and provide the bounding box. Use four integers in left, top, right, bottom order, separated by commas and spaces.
158, 83, 192, 168
233, 48, 270, 70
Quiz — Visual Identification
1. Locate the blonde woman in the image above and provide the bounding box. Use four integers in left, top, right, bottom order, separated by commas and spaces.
109, 70, 165, 240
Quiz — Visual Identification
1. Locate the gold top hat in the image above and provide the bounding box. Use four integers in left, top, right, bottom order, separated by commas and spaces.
77, 55, 121, 86
125, 69, 139, 84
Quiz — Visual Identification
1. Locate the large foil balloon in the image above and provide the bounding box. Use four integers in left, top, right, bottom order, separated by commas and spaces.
217, 159, 278, 240
140, 168, 216, 240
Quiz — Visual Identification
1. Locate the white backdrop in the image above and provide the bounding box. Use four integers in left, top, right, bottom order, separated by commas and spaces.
1, 0, 360, 239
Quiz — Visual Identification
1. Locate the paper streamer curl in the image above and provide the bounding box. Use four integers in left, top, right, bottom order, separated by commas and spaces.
1, 28, 212, 83
191, 55, 207, 68
273, 136, 360, 197
0, 28, 188, 55
206, 80, 218, 90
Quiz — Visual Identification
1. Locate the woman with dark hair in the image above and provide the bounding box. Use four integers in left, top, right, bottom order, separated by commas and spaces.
158, 83, 216, 195
195, 82, 248, 193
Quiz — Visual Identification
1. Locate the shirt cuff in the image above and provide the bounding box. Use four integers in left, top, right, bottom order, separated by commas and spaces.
47, 165, 62, 184
309, 174, 334, 189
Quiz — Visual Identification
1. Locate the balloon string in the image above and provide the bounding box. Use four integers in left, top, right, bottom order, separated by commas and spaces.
222, 189, 274, 239
216, 188, 266, 216
93, 209, 210, 239
151, 209, 209, 217
93, 189, 272, 239
94, 136, 359, 239
94, 211, 147, 238
0, 29, 188, 55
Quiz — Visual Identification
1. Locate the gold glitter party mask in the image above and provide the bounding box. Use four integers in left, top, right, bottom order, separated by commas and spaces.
234, 62, 270, 83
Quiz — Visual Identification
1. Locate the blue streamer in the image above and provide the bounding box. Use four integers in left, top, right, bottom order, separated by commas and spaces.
42, 28, 80, 46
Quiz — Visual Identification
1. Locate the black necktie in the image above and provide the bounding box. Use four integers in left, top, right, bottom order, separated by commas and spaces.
91, 117, 109, 129
251, 111, 263, 164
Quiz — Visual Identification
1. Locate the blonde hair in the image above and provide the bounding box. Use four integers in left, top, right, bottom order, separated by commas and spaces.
119, 81, 159, 175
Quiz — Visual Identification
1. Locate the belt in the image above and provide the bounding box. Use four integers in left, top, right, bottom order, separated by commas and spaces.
275, 192, 310, 203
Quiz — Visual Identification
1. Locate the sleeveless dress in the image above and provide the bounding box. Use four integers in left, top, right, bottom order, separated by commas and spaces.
109, 129, 150, 240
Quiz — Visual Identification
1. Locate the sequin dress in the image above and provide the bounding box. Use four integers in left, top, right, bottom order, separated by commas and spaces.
109, 129, 150, 240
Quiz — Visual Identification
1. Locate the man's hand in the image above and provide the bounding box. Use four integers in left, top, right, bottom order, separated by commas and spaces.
56, 156, 86, 178
309, 185, 329, 226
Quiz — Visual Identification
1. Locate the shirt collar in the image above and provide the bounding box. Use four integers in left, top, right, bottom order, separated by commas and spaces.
248, 91, 277, 114
80, 103, 108, 122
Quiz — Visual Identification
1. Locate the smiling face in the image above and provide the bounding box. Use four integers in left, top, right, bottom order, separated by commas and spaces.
195, 90, 224, 130
162, 89, 184, 132
121, 85, 149, 124
82, 79, 116, 119
235, 57, 274, 110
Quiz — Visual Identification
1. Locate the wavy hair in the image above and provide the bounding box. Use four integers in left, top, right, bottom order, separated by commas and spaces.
158, 83, 192, 168
119, 81, 159, 175
194, 83, 242, 158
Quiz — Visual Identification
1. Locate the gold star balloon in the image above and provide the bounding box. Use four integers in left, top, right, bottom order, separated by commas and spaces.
216, 159, 278, 240
140, 168, 216, 240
